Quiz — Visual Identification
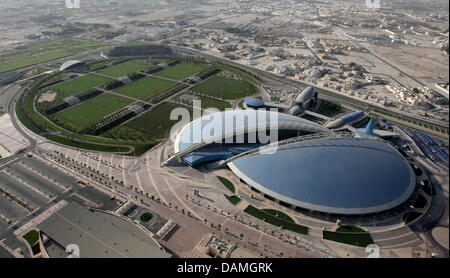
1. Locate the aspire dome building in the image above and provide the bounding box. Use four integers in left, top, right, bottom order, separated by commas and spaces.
59, 60, 87, 72
169, 109, 420, 216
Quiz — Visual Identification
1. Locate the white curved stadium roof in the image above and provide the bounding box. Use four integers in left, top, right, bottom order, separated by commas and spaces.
59, 60, 84, 71
174, 109, 330, 154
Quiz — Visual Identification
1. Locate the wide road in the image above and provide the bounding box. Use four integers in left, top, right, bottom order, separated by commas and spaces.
174, 46, 449, 133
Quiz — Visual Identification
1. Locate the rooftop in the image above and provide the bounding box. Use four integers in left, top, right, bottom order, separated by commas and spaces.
38, 202, 171, 258
228, 137, 416, 215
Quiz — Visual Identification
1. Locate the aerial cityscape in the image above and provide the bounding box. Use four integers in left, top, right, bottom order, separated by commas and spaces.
0, 0, 448, 261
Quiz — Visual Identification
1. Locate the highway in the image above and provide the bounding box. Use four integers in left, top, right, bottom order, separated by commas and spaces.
174, 46, 449, 135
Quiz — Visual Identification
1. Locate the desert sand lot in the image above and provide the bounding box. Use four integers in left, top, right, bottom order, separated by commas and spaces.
371, 44, 449, 84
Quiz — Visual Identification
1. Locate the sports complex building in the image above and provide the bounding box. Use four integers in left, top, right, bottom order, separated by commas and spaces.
169, 109, 431, 219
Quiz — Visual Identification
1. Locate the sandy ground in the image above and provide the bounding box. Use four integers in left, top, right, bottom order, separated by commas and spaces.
371, 44, 449, 85
37, 92, 57, 103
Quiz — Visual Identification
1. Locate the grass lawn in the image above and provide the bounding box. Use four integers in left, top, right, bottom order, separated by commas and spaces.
52, 94, 133, 132
260, 209, 294, 223
103, 125, 151, 140
199, 96, 232, 111
217, 176, 235, 193
115, 77, 176, 100
0, 50, 73, 73
323, 231, 374, 247
46, 135, 131, 153
97, 60, 149, 77
39, 72, 69, 88
89, 59, 126, 71
125, 102, 191, 140
192, 75, 258, 100
23, 230, 39, 246
176, 94, 232, 111
49, 74, 112, 100
317, 99, 349, 117
155, 62, 209, 80
244, 205, 308, 235
0, 38, 106, 73
224, 195, 241, 206
336, 226, 367, 233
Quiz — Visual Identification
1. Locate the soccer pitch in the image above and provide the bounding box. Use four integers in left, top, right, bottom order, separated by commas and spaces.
52, 94, 133, 132
154, 62, 209, 80
96, 60, 149, 77
115, 76, 176, 100
191, 75, 258, 100
125, 102, 191, 139
48, 74, 112, 101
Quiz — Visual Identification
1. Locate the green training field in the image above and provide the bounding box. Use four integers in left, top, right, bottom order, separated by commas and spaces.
39, 72, 70, 88
0, 38, 107, 73
51, 94, 133, 132
191, 75, 258, 100
0, 49, 73, 74
199, 96, 232, 111
48, 74, 112, 100
125, 102, 191, 139
96, 60, 149, 77
154, 63, 209, 80
178, 94, 232, 111
115, 76, 176, 100
89, 59, 126, 71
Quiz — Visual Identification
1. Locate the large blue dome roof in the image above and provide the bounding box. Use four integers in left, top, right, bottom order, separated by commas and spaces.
228, 137, 416, 215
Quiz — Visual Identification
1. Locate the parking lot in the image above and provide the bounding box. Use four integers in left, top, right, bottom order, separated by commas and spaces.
0, 193, 28, 223
0, 172, 50, 209
0, 155, 85, 234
